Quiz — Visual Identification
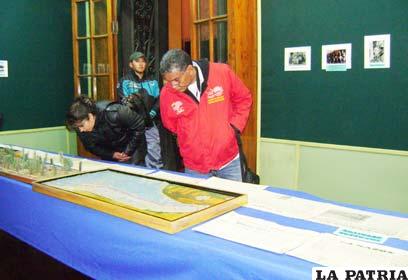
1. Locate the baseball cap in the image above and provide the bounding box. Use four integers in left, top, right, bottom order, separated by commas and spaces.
129, 51, 145, 61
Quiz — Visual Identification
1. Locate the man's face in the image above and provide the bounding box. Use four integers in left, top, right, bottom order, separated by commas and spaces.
129, 58, 147, 74
75, 113, 96, 132
163, 65, 195, 92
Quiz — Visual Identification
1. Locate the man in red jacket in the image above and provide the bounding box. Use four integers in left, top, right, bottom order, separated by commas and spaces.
159, 49, 252, 181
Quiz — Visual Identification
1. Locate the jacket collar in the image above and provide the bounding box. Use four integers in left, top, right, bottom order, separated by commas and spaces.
130, 70, 145, 82
164, 59, 211, 102
193, 59, 209, 93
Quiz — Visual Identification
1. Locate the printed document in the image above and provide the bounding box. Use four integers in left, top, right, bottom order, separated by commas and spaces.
288, 233, 408, 266
312, 206, 408, 237
245, 188, 408, 240
193, 211, 318, 254
247, 190, 332, 220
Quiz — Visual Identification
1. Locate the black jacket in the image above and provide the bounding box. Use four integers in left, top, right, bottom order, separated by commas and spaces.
78, 101, 146, 163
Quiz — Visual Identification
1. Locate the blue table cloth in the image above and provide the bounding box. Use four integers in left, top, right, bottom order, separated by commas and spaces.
1, 175, 407, 280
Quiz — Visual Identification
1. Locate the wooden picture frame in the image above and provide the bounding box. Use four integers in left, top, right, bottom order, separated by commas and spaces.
32, 169, 247, 234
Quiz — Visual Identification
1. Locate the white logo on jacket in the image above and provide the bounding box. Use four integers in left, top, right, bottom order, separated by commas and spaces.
207, 86, 224, 98
171, 101, 184, 115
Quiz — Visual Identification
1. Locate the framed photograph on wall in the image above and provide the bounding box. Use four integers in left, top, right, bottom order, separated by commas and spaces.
364, 34, 390, 69
321, 43, 352, 71
0, 60, 8, 77
284, 46, 311, 71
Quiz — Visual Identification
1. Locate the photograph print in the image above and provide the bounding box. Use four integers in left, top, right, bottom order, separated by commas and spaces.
364, 34, 390, 69
321, 43, 352, 71
284, 46, 311, 71
0, 60, 8, 77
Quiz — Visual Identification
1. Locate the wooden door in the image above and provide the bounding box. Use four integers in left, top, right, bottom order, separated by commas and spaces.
168, 0, 258, 170
71, 0, 118, 157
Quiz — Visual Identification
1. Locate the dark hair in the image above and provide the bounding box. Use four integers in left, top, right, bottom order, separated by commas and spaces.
66, 95, 97, 131
159, 49, 192, 74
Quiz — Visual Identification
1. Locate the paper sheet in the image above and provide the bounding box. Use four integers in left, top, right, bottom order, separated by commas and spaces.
312, 206, 408, 238
246, 188, 408, 240
288, 233, 408, 266
193, 211, 318, 254
247, 190, 332, 220
198, 176, 266, 195
396, 228, 408, 241
149, 171, 205, 185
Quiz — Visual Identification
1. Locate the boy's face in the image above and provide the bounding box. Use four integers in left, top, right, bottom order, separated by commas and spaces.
75, 113, 95, 132
129, 57, 146, 74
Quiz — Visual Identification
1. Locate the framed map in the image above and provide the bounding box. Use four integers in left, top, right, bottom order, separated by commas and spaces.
32, 169, 247, 234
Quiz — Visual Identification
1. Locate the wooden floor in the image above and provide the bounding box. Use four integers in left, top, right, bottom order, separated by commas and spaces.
0, 230, 89, 279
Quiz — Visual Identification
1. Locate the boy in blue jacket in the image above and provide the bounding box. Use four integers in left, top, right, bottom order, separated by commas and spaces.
117, 51, 162, 169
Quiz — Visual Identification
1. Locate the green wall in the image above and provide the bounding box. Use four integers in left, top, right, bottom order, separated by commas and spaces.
259, 139, 408, 214
0, 0, 73, 131
0, 127, 77, 155
261, 0, 408, 151
259, 0, 408, 214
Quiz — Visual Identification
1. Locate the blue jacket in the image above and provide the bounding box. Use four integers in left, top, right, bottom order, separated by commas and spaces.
117, 71, 160, 118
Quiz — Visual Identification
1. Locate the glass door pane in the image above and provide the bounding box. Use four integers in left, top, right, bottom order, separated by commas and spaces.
197, 0, 209, 19
96, 76, 110, 100
95, 38, 109, 74
213, 0, 227, 16
77, 1, 90, 37
79, 76, 93, 96
198, 22, 210, 59
93, 0, 108, 35
78, 39, 92, 75
214, 20, 228, 63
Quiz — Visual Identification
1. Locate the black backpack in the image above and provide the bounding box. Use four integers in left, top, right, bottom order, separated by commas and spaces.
121, 91, 154, 128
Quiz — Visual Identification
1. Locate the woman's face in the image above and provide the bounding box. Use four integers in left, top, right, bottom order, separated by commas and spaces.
76, 113, 96, 132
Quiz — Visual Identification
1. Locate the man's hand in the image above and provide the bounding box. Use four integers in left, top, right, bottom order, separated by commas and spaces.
113, 152, 131, 162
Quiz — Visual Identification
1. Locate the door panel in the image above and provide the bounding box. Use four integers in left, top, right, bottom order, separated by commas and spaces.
168, 0, 258, 170
72, 0, 117, 158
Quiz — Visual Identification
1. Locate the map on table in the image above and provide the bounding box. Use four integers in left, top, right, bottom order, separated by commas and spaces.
32, 169, 247, 233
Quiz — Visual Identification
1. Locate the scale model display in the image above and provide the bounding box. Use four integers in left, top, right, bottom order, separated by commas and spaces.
0, 146, 80, 183
33, 169, 247, 234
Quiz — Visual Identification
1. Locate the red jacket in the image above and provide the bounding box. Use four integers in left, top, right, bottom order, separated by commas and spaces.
160, 61, 252, 173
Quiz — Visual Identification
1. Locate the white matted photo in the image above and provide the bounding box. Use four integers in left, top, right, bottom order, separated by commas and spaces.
364, 34, 390, 69
284, 46, 311, 71
321, 43, 352, 71
0, 60, 8, 78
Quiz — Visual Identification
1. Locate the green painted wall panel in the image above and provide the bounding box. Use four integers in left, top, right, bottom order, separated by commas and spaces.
0, 0, 73, 131
0, 127, 77, 155
261, 0, 408, 151
259, 141, 297, 189
259, 139, 408, 214
298, 147, 408, 214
